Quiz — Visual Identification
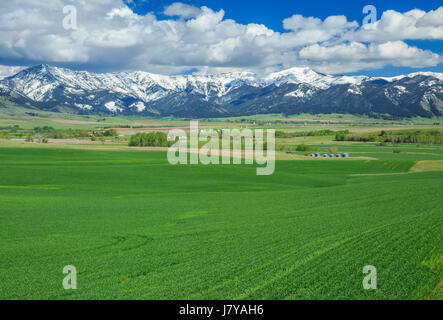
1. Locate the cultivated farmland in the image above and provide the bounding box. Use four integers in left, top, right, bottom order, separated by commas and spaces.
0, 142, 442, 299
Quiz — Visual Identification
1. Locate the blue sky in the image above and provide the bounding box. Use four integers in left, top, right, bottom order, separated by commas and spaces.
127, 0, 443, 32
0, 0, 442, 76
125, 0, 443, 76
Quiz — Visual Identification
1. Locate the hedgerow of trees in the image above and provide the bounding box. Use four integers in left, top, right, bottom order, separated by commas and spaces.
129, 132, 172, 147
335, 129, 442, 144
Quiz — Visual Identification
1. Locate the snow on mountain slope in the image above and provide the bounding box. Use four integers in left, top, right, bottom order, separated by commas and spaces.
380, 72, 443, 82
1, 64, 442, 118
3, 65, 369, 101
2, 65, 262, 104
263, 67, 369, 89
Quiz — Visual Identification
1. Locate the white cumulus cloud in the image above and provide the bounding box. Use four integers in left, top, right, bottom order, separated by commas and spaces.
164, 2, 202, 19
0, 1, 441, 75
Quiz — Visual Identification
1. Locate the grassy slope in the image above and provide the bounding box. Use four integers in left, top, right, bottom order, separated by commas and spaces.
0, 147, 442, 299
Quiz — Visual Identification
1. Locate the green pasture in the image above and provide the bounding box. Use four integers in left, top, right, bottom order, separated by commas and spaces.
0, 146, 442, 299
284, 142, 443, 160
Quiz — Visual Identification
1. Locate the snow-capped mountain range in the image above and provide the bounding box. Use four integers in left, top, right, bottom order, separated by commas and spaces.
0, 64, 442, 118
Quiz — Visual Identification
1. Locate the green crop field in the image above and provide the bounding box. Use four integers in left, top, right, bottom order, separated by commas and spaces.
0, 143, 442, 300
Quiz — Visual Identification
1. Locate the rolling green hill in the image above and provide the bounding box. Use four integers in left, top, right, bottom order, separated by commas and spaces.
0, 147, 442, 299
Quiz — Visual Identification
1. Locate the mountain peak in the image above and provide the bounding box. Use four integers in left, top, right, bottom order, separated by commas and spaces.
268, 66, 318, 77
1, 63, 442, 119
28, 63, 52, 72
11, 64, 58, 78
380, 71, 443, 82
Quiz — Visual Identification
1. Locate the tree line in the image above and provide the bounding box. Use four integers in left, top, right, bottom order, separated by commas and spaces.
335, 129, 442, 144
129, 132, 172, 147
